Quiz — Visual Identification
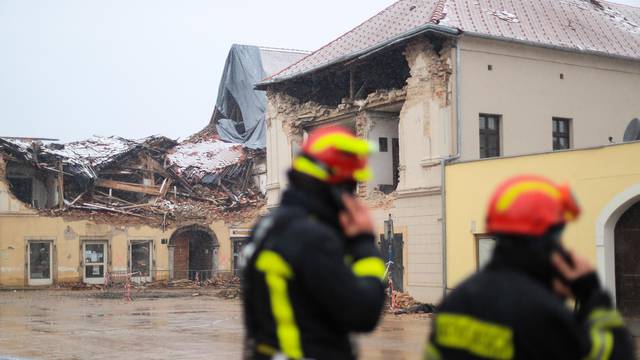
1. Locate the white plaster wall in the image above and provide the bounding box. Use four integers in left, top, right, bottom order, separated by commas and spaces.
367, 112, 399, 192
459, 36, 640, 161
371, 192, 444, 304
265, 103, 295, 208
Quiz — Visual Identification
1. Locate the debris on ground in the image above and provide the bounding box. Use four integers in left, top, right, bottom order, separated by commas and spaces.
389, 292, 436, 315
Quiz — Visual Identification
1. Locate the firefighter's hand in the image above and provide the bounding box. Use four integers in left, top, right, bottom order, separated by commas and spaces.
551, 250, 594, 282
552, 250, 598, 300
339, 194, 374, 238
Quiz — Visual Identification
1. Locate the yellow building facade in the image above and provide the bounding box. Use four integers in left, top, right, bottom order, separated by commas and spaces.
0, 174, 253, 287
445, 141, 640, 311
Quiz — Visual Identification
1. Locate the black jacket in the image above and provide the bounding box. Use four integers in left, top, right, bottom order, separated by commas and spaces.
426, 243, 635, 360
242, 186, 386, 360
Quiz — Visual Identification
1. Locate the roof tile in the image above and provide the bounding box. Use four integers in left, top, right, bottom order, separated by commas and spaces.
268, 0, 640, 83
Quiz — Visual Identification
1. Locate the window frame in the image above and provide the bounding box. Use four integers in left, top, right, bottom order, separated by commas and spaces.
552, 117, 572, 151
479, 114, 501, 159
475, 234, 497, 270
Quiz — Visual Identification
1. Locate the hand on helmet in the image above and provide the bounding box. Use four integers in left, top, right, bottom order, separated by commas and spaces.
339, 194, 374, 238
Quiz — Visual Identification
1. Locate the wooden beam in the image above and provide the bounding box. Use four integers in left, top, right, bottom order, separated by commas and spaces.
57, 161, 64, 209
349, 67, 355, 100
94, 178, 161, 196
154, 178, 172, 205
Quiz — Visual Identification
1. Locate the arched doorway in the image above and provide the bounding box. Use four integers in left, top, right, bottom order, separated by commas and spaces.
169, 225, 219, 281
614, 201, 640, 317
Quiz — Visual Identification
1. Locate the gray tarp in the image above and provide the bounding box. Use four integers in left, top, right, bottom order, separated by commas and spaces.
214, 45, 308, 149
214, 45, 268, 149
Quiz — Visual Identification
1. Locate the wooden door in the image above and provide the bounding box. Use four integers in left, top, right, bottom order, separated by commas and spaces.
615, 202, 640, 317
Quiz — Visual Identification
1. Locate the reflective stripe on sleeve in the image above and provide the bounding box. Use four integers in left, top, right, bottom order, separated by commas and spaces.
352, 256, 385, 281
584, 308, 624, 360
255, 250, 303, 360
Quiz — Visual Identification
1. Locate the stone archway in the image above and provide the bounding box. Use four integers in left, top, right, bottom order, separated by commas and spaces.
595, 184, 640, 303
614, 202, 640, 317
169, 225, 219, 281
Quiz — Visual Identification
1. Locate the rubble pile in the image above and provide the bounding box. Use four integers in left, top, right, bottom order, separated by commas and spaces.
389, 292, 437, 315
0, 133, 265, 227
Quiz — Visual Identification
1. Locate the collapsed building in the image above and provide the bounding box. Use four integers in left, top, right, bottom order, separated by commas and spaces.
258, 0, 640, 303
0, 44, 308, 287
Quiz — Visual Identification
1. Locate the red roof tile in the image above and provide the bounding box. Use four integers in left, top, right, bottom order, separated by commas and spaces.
266, 0, 640, 84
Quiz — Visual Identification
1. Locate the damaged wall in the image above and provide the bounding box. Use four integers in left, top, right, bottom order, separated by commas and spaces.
265, 36, 457, 302
0, 156, 259, 287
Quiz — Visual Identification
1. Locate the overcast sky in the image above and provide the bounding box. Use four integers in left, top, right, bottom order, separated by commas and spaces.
1, 0, 639, 142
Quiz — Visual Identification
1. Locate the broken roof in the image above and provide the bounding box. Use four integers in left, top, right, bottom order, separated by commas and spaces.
166, 137, 245, 183
0, 135, 177, 179
260, 0, 640, 86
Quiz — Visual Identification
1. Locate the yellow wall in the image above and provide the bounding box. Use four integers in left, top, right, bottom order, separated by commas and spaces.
445, 141, 640, 289
0, 172, 251, 286
0, 214, 248, 287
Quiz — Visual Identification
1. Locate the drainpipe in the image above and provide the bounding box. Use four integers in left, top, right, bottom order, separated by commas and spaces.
440, 41, 462, 299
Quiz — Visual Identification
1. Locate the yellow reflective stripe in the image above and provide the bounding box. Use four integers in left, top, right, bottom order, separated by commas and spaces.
496, 181, 561, 212
309, 133, 374, 155
256, 343, 278, 356
352, 257, 385, 281
424, 342, 442, 360
584, 308, 624, 360
602, 331, 614, 360
292, 156, 329, 181
588, 309, 624, 328
255, 251, 302, 359
256, 250, 293, 277
435, 313, 514, 360
353, 166, 372, 182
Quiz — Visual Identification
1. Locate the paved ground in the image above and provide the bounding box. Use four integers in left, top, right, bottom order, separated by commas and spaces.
0, 289, 428, 360
0, 289, 637, 360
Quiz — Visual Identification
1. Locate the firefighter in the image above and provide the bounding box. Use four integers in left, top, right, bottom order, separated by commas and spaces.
242, 125, 386, 360
426, 175, 635, 360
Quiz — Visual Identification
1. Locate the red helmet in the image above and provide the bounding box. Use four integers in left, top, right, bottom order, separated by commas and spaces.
292, 125, 374, 184
486, 175, 581, 236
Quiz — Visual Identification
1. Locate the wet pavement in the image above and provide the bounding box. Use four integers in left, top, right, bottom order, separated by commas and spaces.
1, 290, 638, 360
0, 289, 428, 360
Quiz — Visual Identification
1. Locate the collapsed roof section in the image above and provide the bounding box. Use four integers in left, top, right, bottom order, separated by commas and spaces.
0, 136, 176, 180
210, 44, 309, 149
0, 134, 263, 227
167, 137, 245, 183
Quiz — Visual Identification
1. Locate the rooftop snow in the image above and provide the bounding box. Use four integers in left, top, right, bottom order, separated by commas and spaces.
167, 139, 245, 179
45, 136, 140, 167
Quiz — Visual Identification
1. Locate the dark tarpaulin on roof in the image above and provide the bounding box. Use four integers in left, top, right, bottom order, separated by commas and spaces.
214, 45, 268, 149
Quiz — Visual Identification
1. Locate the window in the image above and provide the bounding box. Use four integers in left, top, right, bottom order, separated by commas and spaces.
83, 241, 107, 284
378, 137, 388, 152
232, 238, 249, 275
479, 114, 501, 158
28, 240, 53, 286
130, 240, 152, 283
476, 235, 496, 269
553, 118, 571, 150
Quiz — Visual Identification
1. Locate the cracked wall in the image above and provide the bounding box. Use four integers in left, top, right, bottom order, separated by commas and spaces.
264, 36, 456, 303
